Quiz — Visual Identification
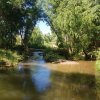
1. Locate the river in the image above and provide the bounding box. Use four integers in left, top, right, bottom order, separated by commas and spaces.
0, 52, 100, 100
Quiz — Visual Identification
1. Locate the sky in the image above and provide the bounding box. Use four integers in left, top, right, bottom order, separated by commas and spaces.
36, 21, 51, 34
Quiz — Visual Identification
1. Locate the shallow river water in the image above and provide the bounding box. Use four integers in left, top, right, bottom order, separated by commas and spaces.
0, 52, 100, 100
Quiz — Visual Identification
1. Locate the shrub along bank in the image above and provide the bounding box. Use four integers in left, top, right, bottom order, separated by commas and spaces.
0, 49, 22, 67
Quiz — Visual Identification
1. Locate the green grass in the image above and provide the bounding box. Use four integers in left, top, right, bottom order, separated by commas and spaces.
0, 49, 22, 67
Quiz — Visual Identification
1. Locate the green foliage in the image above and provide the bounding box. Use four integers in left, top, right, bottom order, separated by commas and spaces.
0, 0, 40, 48
96, 48, 100, 72
95, 48, 100, 91
43, 0, 100, 60
96, 60, 100, 71
44, 33, 57, 48
28, 27, 44, 48
0, 0, 21, 48
44, 48, 66, 62
96, 48, 100, 60
16, 35, 22, 45
28, 27, 57, 49
0, 0, 99, 61
72, 53, 85, 61
44, 51, 65, 62
0, 49, 21, 66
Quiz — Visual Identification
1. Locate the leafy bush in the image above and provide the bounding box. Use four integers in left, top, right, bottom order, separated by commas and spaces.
96, 49, 100, 72
96, 49, 100, 60
44, 51, 65, 62
0, 49, 21, 66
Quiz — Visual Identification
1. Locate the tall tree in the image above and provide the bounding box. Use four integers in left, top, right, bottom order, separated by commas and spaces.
43, 0, 100, 59
0, 0, 23, 48
28, 27, 44, 48
0, 0, 40, 49
20, 0, 40, 47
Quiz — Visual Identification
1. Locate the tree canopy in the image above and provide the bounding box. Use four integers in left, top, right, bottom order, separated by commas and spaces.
43, 0, 100, 59
0, 0, 100, 60
0, 0, 40, 48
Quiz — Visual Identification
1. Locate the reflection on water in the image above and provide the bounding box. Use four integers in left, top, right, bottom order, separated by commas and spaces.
31, 60, 51, 92
47, 61, 96, 75
0, 52, 100, 100
18, 59, 51, 93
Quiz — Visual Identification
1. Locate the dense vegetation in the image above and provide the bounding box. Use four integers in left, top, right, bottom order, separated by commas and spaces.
0, 49, 21, 67
0, 0, 100, 66
43, 0, 100, 60
0, 0, 40, 49
0, 0, 40, 66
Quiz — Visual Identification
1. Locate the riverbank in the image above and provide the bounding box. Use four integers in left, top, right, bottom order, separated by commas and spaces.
0, 49, 22, 68
44, 48, 100, 63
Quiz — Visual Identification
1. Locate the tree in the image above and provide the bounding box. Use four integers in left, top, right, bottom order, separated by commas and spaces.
44, 33, 57, 48
43, 0, 100, 59
20, 0, 40, 48
0, 0, 23, 48
0, 0, 40, 49
28, 27, 44, 48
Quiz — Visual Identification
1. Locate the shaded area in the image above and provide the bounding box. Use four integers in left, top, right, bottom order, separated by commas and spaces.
0, 66, 100, 100
0, 51, 100, 100
40, 71, 99, 100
